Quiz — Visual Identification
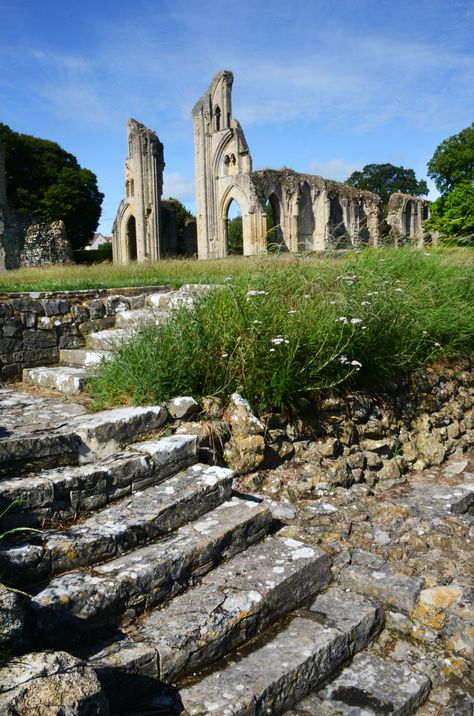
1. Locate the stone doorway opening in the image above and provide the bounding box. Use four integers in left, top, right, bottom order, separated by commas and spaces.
126, 215, 137, 261
265, 194, 285, 252
225, 199, 243, 255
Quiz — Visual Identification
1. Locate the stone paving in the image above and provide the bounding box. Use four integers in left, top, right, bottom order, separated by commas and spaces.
0, 383, 473, 714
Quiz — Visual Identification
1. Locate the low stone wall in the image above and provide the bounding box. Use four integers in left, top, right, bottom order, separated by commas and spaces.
0, 285, 171, 382
181, 358, 474, 490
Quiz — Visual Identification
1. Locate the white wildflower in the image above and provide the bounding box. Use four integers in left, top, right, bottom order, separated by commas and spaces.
367, 291, 379, 296
338, 316, 348, 323
247, 290, 269, 297
253, 320, 262, 325
221, 352, 228, 358
394, 288, 403, 293
303, 294, 311, 299
288, 310, 297, 314
338, 355, 349, 364
350, 318, 363, 324
434, 342, 441, 347
269, 348, 276, 353
360, 301, 371, 306
351, 360, 362, 368
271, 336, 286, 345
329, 300, 337, 305
361, 326, 367, 330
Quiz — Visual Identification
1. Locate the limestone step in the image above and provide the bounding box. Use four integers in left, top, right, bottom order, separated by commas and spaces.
30, 496, 272, 642
0, 402, 168, 478
59, 348, 113, 368
22, 365, 88, 395
2, 463, 232, 583
85, 328, 131, 350
2, 462, 229, 591
89, 585, 382, 712
288, 651, 431, 715
114, 309, 169, 330
0, 434, 197, 529
178, 593, 382, 716
126, 536, 332, 682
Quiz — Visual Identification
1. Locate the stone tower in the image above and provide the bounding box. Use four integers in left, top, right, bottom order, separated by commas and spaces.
192, 70, 266, 258
112, 119, 165, 264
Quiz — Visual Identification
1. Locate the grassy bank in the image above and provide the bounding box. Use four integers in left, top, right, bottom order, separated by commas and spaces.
88, 248, 474, 413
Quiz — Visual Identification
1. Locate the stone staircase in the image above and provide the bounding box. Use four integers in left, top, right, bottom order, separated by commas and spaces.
0, 389, 446, 715
22, 285, 210, 395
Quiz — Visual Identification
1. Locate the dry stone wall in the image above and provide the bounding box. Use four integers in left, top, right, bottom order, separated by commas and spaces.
0, 285, 170, 382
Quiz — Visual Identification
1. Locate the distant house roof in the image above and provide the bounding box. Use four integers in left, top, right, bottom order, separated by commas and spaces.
86, 233, 112, 250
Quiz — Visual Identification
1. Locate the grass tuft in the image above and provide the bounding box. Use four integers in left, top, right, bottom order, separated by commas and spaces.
88, 248, 474, 414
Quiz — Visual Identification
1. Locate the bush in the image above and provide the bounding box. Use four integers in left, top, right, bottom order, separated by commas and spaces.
88, 248, 474, 414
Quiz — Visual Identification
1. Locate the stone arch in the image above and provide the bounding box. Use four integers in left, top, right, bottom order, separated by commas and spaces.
297, 182, 314, 251
126, 214, 137, 261
264, 192, 285, 250
220, 184, 252, 255
403, 200, 413, 238
328, 195, 350, 247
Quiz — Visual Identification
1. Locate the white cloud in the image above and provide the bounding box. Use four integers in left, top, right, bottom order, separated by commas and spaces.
307, 159, 364, 182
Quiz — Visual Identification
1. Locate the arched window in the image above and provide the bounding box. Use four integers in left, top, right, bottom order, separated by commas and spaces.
225, 199, 243, 255
126, 215, 137, 261
125, 180, 130, 198
215, 106, 221, 131
130, 179, 135, 197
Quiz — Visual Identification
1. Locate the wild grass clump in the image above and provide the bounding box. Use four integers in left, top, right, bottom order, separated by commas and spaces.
88, 248, 474, 414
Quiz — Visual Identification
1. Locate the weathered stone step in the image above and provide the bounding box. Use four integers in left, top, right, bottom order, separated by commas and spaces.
59, 348, 113, 368
23, 365, 88, 395
0, 434, 197, 529
392, 478, 474, 517
90, 586, 382, 714
30, 497, 272, 642
178, 589, 382, 716
288, 652, 431, 715
2, 463, 232, 583
126, 536, 331, 682
114, 308, 169, 330
85, 328, 131, 350
0, 403, 168, 477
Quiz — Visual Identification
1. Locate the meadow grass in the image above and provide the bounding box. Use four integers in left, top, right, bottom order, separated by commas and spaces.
87, 247, 474, 414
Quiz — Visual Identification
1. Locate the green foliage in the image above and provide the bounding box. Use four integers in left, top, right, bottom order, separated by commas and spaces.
88, 249, 474, 415
427, 182, 474, 245
427, 123, 474, 194
346, 163, 429, 206
165, 197, 195, 243
227, 215, 243, 254
0, 123, 103, 249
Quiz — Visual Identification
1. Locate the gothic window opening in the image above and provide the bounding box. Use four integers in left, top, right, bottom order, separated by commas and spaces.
126, 215, 137, 261
225, 199, 243, 255
265, 194, 285, 251
215, 106, 221, 131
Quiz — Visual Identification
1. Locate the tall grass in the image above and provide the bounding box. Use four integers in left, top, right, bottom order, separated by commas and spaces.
88, 248, 474, 413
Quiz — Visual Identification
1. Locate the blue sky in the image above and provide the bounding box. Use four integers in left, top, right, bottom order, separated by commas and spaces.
1, 0, 473, 234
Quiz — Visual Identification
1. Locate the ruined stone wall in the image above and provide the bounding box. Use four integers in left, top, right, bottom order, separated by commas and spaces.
19, 220, 73, 267
113, 119, 165, 264
0, 285, 170, 381
386, 193, 432, 246
193, 72, 385, 259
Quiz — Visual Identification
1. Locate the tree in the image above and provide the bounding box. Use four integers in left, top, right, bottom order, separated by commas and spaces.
165, 197, 195, 243
227, 215, 243, 254
0, 123, 103, 249
345, 163, 429, 206
426, 181, 474, 245
427, 123, 474, 194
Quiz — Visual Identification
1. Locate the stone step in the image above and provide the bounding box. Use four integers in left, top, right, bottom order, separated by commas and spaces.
85, 328, 131, 350
22, 365, 88, 395
89, 586, 382, 712
2, 463, 232, 583
0, 403, 168, 478
30, 496, 272, 642
59, 348, 113, 368
0, 434, 197, 529
178, 590, 383, 716
114, 309, 169, 330
288, 652, 431, 715
125, 536, 331, 682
